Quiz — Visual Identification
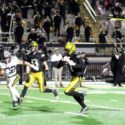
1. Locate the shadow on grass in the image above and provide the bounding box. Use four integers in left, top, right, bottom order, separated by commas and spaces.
27, 105, 55, 113
1, 104, 58, 116
72, 116, 102, 125
2, 107, 23, 116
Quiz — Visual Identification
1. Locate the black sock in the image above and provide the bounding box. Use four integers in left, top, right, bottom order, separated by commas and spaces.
73, 95, 86, 108
44, 88, 53, 93
65, 90, 85, 108
20, 86, 28, 98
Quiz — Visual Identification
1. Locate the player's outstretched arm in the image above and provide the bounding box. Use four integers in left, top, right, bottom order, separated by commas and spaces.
18, 60, 39, 71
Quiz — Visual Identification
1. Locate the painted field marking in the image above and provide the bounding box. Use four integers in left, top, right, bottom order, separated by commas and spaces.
110, 100, 118, 102
64, 111, 89, 117
25, 100, 33, 103
0, 100, 3, 103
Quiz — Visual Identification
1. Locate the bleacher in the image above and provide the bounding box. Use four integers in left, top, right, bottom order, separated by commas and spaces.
1, 0, 125, 82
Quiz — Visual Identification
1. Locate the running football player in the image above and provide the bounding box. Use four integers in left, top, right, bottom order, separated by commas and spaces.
61, 42, 88, 113
20, 41, 58, 103
0, 50, 38, 108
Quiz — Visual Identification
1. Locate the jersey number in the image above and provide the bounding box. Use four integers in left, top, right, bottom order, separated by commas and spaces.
6, 66, 16, 74
31, 59, 39, 67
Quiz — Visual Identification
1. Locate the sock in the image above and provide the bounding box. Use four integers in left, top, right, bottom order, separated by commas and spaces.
73, 95, 86, 108
44, 88, 53, 93
65, 90, 85, 108
20, 86, 28, 98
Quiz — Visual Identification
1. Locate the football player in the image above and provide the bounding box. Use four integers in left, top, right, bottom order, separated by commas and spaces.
61, 42, 88, 113
0, 50, 38, 108
20, 41, 58, 103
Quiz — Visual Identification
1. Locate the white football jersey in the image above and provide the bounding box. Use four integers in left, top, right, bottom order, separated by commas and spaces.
0, 56, 19, 78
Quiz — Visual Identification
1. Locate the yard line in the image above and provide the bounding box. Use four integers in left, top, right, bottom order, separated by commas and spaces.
0, 92, 125, 111
110, 100, 118, 102
0, 100, 3, 103
64, 112, 89, 117
89, 105, 125, 111
25, 100, 33, 103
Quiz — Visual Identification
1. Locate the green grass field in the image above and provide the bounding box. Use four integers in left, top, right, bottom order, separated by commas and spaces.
0, 84, 125, 125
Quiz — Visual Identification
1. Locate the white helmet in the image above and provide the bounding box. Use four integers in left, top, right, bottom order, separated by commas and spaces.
4, 50, 11, 59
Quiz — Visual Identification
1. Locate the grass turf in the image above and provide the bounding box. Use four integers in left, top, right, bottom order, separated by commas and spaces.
0, 85, 125, 125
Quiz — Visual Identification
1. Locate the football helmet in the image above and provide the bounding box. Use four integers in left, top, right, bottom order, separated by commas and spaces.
30, 41, 38, 52
64, 42, 76, 55
30, 41, 38, 47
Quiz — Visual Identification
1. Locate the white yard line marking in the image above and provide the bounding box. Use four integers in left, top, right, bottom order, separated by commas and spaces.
110, 100, 118, 102
89, 105, 125, 111
25, 100, 33, 103
64, 112, 89, 117
0, 92, 125, 111
0, 100, 3, 103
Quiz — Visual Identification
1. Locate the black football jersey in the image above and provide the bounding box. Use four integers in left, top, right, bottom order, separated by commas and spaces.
27, 51, 46, 72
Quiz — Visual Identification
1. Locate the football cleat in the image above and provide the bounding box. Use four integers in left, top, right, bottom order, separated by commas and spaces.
80, 105, 88, 113
20, 97, 24, 104
52, 89, 59, 99
13, 101, 18, 108
17, 98, 21, 105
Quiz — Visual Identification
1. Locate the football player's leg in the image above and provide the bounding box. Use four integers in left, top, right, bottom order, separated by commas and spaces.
37, 72, 45, 93
38, 72, 58, 98
64, 76, 87, 111
37, 72, 52, 93
8, 77, 19, 107
20, 73, 35, 99
12, 75, 20, 99
64, 76, 80, 94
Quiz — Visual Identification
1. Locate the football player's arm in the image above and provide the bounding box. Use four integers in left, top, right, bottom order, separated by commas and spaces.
26, 65, 30, 74
43, 61, 49, 71
17, 60, 39, 71
0, 68, 5, 76
0, 63, 5, 76
62, 56, 76, 66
